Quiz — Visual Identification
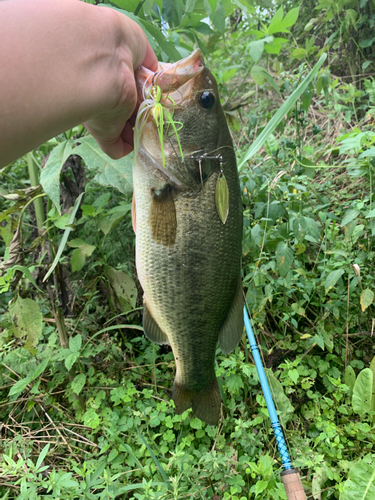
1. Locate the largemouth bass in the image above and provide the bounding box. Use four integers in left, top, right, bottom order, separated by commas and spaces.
133, 49, 243, 425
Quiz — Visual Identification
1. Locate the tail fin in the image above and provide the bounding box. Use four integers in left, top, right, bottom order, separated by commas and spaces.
172, 377, 221, 426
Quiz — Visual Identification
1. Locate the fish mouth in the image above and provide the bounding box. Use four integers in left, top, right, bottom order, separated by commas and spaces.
134, 50, 206, 177
135, 49, 205, 106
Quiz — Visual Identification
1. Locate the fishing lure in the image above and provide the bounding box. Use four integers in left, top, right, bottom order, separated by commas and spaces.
133, 77, 184, 169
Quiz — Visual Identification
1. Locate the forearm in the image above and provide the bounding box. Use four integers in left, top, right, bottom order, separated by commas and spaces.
0, 0, 149, 166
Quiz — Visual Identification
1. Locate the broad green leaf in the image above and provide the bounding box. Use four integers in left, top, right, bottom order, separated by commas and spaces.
295, 242, 306, 255
0, 216, 13, 246
69, 334, 82, 353
288, 368, 299, 384
317, 322, 333, 352
365, 208, 375, 218
71, 373, 86, 395
40, 140, 73, 212
193, 21, 215, 36
302, 88, 314, 112
203, 0, 217, 15
74, 137, 133, 196
9, 376, 32, 397
98, 212, 128, 236
344, 365, 356, 393
190, 417, 203, 429
267, 370, 294, 425
264, 37, 288, 55
352, 368, 372, 416
268, 200, 286, 221
341, 209, 360, 227
310, 334, 325, 350
107, 267, 138, 312
212, 0, 225, 35
186, 0, 196, 13
65, 352, 80, 371
340, 454, 375, 500
361, 289, 374, 312
93, 192, 111, 211
83, 408, 101, 429
268, 6, 284, 35
9, 296, 43, 353
54, 213, 71, 230
140, 19, 181, 61
293, 217, 307, 241
71, 248, 85, 272
31, 358, 50, 380
247, 37, 273, 63
275, 241, 294, 277
255, 480, 269, 496
325, 269, 345, 294
359, 38, 375, 49
304, 217, 320, 241
110, 0, 140, 12
238, 53, 327, 168
345, 8, 357, 28
280, 7, 300, 30
68, 238, 95, 256
292, 47, 307, 59
312, 467, 328, 500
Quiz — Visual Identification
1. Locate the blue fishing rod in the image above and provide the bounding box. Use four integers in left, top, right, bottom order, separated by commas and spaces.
243, 305, 307, 500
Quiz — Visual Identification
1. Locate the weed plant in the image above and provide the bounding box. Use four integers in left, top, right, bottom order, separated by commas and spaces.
2, 1, 375, 499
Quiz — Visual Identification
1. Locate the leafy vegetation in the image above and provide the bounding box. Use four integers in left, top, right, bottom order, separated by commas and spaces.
1, 0, 375, 498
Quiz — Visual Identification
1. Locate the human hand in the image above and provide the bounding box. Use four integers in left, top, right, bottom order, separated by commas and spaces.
83, 9, 158, 159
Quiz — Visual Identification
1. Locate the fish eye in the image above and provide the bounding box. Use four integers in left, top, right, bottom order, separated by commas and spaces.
198, 91, 215, 110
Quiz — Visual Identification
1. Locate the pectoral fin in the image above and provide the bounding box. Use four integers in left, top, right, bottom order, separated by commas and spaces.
150, 184, 177, 246
218, 277, 244, 354
143, 301, 169, 344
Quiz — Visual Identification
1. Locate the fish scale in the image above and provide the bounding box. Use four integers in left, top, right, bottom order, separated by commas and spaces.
133, 49, 243, 425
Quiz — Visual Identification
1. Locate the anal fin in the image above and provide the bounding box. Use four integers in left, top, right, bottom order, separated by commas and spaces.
218, 277, 244, 354
143, 301, 169, 345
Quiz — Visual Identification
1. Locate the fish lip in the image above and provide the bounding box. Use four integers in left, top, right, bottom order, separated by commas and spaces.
135, 49, 205, 104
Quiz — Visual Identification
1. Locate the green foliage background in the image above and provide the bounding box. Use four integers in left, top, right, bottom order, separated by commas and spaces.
2, 0, 375, 498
